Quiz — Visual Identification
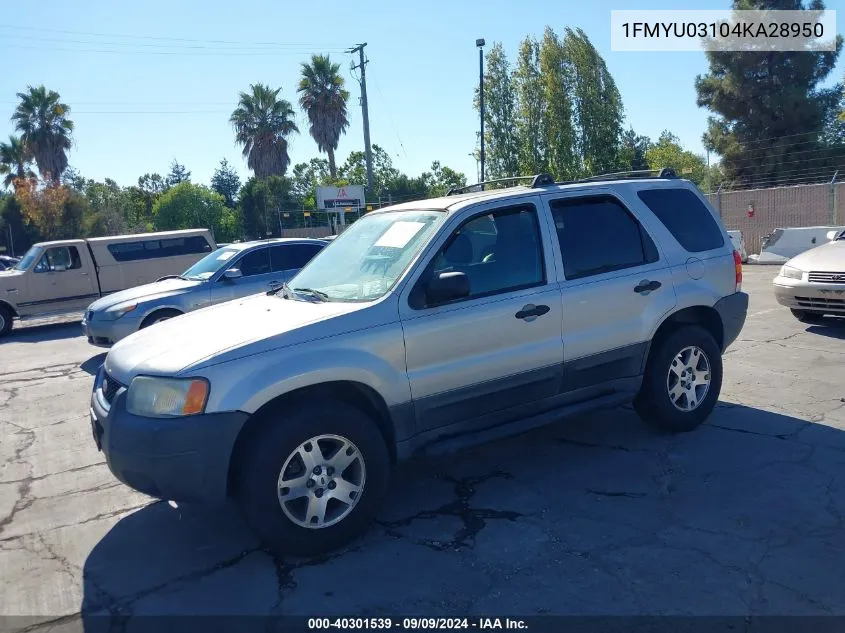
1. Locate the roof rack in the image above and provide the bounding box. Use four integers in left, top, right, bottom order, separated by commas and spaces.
573, 168, 678, 183
445, 173, 555, 196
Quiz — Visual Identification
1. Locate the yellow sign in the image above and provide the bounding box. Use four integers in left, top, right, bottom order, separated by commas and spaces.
304, 212, 311, 217
344, 207, 352, 212
366, 205, 373, 211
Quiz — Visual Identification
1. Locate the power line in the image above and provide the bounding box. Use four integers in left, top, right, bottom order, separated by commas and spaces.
371, 75, 409, 163
0, 43, 347, 56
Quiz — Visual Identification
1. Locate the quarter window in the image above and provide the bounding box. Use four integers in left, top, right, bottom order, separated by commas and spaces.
637, 188, 725, 253
550, 196, 658, 280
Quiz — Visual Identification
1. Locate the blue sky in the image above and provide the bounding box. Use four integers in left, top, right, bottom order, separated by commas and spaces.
0, 0, 842, 190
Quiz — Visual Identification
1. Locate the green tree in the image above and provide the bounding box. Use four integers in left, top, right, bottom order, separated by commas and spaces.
338, 145, 399, 199
152, 182, 236, 242
539, 28, 577, 180
513, 36, 547, 175
165, 160, 191, 187
211, 158, 241, 208
0, 135, 35, 190
0, 194, 40, 255
562, 27, 624, 175
138, 173, 167, 195
298, 54, 350, 180
426, 161, 467, 197
475, 43, 520, 179
238, 175, 292, 238
696, 0, 843, 186
230, 83, 299, 178
618, 129, 652, 172
11, 85, 74, 183
645, 131, 710, 188
291, 158, 332, 209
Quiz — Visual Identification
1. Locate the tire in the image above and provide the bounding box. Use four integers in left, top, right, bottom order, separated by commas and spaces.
234, 400, 391, 557
140, 309, 182, 329
0, 304, 12, 337
634, 325, 722, 433
790, 309, 824, 324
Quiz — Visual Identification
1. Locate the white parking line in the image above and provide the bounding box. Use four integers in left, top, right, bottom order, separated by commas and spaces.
748, 308, 780, 318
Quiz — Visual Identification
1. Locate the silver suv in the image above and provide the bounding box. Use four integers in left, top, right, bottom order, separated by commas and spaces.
89, 170, 748, 556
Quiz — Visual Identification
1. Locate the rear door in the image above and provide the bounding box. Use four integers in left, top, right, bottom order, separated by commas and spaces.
269, 242, 325, 292
20, 245, 99, 316
542, 191, 677, 391
399, 199, 564, 433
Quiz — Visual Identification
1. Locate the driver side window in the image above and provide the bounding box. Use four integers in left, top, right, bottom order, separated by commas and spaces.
34, 246, 81, 273
427, 205, 545, 301
229, 248, 271, 278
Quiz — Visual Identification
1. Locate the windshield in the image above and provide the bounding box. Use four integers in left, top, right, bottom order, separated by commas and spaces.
288, 210, 445, 302
13, 246, 42, 271
181, 247, 240, 280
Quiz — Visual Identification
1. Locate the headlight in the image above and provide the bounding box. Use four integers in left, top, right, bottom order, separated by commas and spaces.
106, 303, 137, 319
779, 265, 803, 280
126, 376, 209, 417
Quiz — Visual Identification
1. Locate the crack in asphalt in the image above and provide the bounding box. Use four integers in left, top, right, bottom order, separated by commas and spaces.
378, 471, 522, 552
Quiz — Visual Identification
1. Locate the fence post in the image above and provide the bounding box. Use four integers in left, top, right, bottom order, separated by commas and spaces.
830, 171, 839, 225
716, 184, 723, 217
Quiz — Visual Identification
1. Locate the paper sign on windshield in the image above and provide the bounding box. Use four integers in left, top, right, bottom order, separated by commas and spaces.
374, 221, 426, 249
216, 250, 236, 261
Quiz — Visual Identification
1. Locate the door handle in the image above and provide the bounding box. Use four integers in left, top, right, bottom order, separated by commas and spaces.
515, 304, 550, 320
80, 272, 89, 276
634, 280, 662, 294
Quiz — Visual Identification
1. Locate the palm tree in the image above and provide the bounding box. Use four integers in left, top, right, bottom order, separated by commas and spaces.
0, 135, 35, 190
230, 83, 299, 178
11, 85, 74, 183
297, 54, 350, 180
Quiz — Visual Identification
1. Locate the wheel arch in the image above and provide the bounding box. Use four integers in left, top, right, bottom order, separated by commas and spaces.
0, 300, 18, 318
642, 305, 724, 372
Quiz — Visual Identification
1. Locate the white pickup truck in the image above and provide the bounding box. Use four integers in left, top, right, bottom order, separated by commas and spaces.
0, 229, 215, 336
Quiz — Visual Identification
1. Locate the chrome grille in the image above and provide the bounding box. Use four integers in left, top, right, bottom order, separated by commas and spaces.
795, 296, 845, 311
101, 373, 123, 404
808, 271, 845, 284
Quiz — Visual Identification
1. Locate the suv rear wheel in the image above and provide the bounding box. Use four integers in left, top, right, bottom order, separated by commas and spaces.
234, 401, 390, 556
634, 325, 722, 433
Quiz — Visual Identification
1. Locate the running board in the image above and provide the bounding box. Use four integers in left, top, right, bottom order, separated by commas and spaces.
421, 392, 632, 457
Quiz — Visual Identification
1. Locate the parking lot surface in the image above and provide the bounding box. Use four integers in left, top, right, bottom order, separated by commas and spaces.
1, 266, 845, 627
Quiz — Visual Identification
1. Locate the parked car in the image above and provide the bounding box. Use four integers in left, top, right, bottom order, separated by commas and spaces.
773, 228, 845, 322
89, 170, 748, 556
0, 255, 20, 271
83, 238, 328, 347
0, 229, 215, 337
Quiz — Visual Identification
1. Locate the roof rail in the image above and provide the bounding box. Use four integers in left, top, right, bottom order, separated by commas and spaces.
573, 168, 678, 183
445, 173, 556, 196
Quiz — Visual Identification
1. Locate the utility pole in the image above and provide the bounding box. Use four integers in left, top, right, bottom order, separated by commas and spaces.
476, 38, 486, 187
349, 43, 374, 195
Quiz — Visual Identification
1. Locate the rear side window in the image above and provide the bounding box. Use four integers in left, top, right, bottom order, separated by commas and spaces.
550, 196, 659, 281
637, 188, 725, 253
107, 235, 212, 261
270, 244, 323, 272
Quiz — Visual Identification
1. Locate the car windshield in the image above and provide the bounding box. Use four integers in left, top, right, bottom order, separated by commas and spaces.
13, 246, 42, 271
287, 210, 445, 302
181, 247, 241, 280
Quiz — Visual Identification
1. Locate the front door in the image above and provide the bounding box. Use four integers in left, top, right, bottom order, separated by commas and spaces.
399, 201, 564, 433
269, 242, 324, 291
542, 192, 678, 391
21, 246, 98, 316
209, 246, 275, 304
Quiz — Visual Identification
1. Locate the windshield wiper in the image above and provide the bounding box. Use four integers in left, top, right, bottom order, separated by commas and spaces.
267, 281, 290, 297
293, 287, 329, 301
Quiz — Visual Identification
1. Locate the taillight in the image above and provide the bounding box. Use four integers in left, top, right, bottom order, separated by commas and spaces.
733, 250, 742, 292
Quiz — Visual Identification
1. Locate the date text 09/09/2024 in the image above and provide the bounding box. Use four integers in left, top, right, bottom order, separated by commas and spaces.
307, 617, 528, 630
621, 21, 824, 39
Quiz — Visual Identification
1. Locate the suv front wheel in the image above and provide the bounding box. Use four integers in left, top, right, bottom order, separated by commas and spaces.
235, 400, 391, 557
634, 325, 723, 433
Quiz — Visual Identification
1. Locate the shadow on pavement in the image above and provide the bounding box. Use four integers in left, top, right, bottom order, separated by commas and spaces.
80, 353, 107, 376
806, 318, 845, 340
80, 403, 845, 621
2, 320, 82, 344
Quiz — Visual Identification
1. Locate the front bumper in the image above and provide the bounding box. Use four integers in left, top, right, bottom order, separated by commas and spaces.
82, 314, 141, 348
713, 291, 749, 351
773, 279, 845, 315
90, 370, 250, 505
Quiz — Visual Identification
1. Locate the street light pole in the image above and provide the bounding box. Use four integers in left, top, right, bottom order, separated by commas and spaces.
476, 38, 485, 188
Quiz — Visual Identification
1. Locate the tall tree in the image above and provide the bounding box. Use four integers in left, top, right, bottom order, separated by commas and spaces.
0, 135, 35, 190
211, 158, 241, 208
297, 54, 350, 180
539, 28, 577, 180
645, 131, 710, 188
618, 129, 652, 171
696, 0, 843, 186
475, 43, 520, 179
11, 85, 74, 183
231, 83, 299, 178
512, 36, 547, 175
338, 145, 399, 199
291, 158, 332, 209
562, 28, 624, 175
153, 182, 238, 242
165, 159, 191, 187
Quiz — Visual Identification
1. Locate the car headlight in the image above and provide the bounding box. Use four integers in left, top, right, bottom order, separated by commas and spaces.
779, 265, 804, 280
126, 376, 209, 417
105, 303, 138, 319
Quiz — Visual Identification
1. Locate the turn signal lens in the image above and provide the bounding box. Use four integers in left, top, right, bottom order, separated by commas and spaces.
733, 250, 742, 292
183, 380, 209, 415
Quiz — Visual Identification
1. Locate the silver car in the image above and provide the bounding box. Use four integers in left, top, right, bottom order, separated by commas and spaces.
773, 229, 845, 322
82, 238, 327, 346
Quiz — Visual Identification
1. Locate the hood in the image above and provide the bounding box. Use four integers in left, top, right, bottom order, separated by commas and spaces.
103, 293, 368, 383
88, 277, 203, 312
0, 268, 25, 290
787, 240, 845, 272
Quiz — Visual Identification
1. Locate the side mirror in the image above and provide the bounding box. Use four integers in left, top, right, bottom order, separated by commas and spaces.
223, 268, 243, 281
425, 271, 470, 306
51, 264, 67, 272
